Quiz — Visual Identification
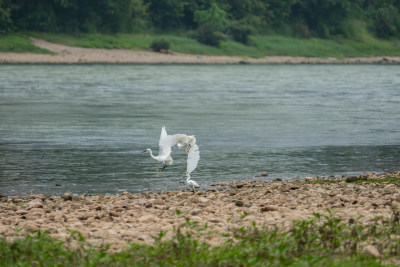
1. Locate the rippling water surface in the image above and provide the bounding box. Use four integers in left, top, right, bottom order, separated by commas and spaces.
0, 64, 399, 195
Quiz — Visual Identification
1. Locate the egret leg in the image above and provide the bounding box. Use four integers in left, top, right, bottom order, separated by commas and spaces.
160, 164, 167, 174
156, 164, 167, 174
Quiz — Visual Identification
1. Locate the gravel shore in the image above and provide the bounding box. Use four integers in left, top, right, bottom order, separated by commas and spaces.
1, 171, 400, 251
0, 38, 400, 64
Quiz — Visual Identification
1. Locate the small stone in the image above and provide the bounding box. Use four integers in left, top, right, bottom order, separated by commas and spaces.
27, 200, 43, 209
145, 203, 153, 208
109, 212, 121, 217
62, 193, 72, 201
151, 199, 165, 205
289, 186, 299, 190
260, 172, 268, 177
100, 216, 113, 222
235, 200, 244, 207
244, 203, 252, 208
55, 184, 62, 186
137, 235, 147, 241
190, 208, 202, 215
235, 183, 244, 189
274, 178, 282, 181
363, 245, 380, 257
12, 196, 24, 203
260, 205, 279, 212
346, 176, 360, 183
138, 214, 158, 223
208, 217, 224, 223
16, 210, 29, 215
78, 214, 88, 220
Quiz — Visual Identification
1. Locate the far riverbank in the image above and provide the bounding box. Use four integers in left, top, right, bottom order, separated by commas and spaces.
1, 38, 400, 64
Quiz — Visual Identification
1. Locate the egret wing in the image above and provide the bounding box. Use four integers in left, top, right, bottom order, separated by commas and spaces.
158, 126, 174, 157
171, 134, 196, 148
186, 143, 200, 174
170, 134, 188, 147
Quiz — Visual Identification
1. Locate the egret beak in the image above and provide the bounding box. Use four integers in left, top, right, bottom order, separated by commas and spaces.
141, 150, 147, 153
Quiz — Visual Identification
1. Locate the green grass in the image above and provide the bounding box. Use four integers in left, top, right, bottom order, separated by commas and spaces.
0, 33, 52, 53
1, 32, 400, 58
2, 210, 400, 266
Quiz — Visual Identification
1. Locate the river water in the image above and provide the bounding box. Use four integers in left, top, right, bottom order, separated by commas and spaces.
0, 64, 399, 196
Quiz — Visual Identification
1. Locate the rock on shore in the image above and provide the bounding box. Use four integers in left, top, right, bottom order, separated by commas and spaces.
1, 171, 400, 251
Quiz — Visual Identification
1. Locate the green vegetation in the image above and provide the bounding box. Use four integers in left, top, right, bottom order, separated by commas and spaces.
0, 0, 400, 56
150, 38, 170, 52
2, 210, 400, 266
1, 0, 400, 57
2, 32, 400, 58
2, 0, 400, 40
0, 33, 51, 53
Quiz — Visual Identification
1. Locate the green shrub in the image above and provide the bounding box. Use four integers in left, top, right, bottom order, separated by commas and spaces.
149, 38, 170, 52
195, 24, 226, 47
229, 21, 253, 44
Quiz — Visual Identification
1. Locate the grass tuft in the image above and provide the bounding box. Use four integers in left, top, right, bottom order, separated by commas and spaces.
0, 33, 52, 53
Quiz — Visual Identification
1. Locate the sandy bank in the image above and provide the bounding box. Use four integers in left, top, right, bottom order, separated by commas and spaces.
0, 38, 400, 64
1, 171, 400, 251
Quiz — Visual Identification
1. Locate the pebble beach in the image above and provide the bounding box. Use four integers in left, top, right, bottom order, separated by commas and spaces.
1, 171, 400, 251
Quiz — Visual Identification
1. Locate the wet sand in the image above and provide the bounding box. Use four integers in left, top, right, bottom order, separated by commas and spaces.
0, 38, 400, 64
1, 171, 399, 251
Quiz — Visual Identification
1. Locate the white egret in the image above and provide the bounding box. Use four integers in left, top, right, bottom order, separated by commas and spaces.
186, 174, 200, 192
171, 134, 196, 153
142, 126, 175, 173
185, 143, 200, 193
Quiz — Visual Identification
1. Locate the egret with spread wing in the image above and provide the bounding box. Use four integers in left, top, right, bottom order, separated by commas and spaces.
171, 134, 196, 153
142, 126, 174, 173
185, 143, 200, 193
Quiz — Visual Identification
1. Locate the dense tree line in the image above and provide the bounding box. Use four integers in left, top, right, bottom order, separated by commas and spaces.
1, 0, 400, 43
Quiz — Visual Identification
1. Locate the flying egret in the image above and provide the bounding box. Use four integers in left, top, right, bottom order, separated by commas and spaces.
171, 134, 196, 153
142, 126, 175, 173
185, 143, 200, 193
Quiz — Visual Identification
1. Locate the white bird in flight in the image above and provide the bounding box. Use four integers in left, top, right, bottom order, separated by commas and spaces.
142, 126, 197, 173
171, 133, 196, 153
142, 126, 174, 173
143, 126, 201, 193
185, 142, 200, 193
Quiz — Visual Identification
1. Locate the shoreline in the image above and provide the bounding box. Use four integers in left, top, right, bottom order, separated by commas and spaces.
1, 38, 400, 64
1, 171, 400, 251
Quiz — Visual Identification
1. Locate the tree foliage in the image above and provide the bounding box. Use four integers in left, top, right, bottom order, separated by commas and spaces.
1, 0, 400, 40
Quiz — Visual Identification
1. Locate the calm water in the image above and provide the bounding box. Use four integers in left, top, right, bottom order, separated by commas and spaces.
1, 64, 399, 196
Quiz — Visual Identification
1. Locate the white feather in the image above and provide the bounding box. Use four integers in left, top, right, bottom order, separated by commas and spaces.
144, 126, 175, 166
186, 143, 199, 175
